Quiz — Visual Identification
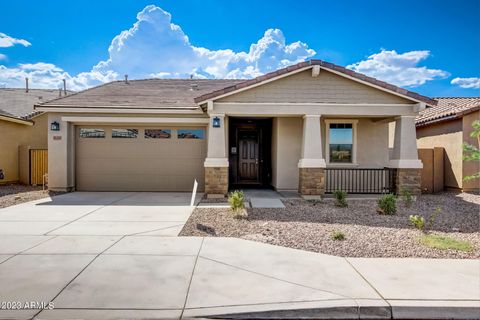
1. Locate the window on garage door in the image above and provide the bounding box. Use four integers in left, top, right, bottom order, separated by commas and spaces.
177, 129, 205, 139
112, 128, 138, 138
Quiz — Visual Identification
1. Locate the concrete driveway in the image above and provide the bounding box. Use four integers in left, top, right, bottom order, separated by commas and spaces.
0, 192, 479, 320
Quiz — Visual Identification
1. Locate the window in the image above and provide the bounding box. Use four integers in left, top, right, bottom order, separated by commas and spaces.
112, 129, 138, 138
145, 129, 171, 139
326, 121, 357, 164
79, 128, 105, 138
177, 129, 205, 139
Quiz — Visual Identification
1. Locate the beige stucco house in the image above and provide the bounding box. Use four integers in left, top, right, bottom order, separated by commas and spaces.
0, 88, 65, 184
35, 60, 436, 197
416, 97, 480, 192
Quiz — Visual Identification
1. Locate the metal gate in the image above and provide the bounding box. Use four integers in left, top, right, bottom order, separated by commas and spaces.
30, 149, 48, 185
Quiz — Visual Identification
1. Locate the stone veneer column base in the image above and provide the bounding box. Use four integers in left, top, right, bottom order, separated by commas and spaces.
396, 168, 422, 195
298, 167, 325, 197
205, 167, 228, 197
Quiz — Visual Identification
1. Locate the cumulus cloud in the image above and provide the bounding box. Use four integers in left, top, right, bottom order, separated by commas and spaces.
451, 77, 480, 89
0, 53, 6, 60
347, 49, 449, 87
93, 5, 315, 80
0, 32, 31, 48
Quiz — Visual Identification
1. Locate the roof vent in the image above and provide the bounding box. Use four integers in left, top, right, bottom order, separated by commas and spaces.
25, 77, 29, 93
124, 74, 129, 84
190, 83, 199, 91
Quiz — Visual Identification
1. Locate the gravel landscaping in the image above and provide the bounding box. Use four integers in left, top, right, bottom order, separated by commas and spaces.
0, 184, 63, 208
180, 192, 480, 258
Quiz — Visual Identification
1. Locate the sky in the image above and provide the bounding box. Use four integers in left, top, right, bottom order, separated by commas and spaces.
0, 0, 479, 97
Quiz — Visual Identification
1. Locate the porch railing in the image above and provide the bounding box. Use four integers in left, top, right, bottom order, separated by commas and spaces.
325, 168, 396, 194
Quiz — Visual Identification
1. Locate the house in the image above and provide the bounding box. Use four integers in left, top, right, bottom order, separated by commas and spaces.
34, 60, 435, 197
0, 88, 68, 185
416, 97, 480, 192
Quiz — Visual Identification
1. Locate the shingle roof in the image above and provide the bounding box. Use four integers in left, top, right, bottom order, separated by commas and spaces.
416, 97, 480, 127
0, 88, 70, 120
194, 60, 438, 106
37, 79, 244, 109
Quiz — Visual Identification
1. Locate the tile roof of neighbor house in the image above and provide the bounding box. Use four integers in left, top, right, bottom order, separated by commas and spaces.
416, 97, 480, 127
0, 88, 72, 121
193, 60, 438, 106
37, 60, 437, 110
37, 79, 244, 109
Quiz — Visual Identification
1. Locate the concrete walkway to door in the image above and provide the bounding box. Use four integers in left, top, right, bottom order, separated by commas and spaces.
0, 192, 478, 320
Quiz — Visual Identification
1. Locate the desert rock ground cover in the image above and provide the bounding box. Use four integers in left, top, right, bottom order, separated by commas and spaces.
180, 192, 480, 258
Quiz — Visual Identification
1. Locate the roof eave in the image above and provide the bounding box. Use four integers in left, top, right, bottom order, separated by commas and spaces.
0, 114, 34, 125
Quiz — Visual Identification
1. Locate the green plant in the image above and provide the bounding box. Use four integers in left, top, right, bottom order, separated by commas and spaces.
427, 207, 442, 231
463, 120, 480, 181
228, 190, 245, 211
420, 234, 472, 252
401, 188, 413, 208
332, 230, 346, 241
332, 189, 348, 207
409, 215, 425, 231
228, 190, 247, 219
377, 193, 397, 215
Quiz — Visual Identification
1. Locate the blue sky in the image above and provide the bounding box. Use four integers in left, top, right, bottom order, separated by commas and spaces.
0, 0, 479, 96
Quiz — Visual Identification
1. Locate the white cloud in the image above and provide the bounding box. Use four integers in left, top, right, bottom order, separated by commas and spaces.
347, 49, 449, 87
0, 32, 31, 48
0, 53, 6, 60
451, 77, 480, 89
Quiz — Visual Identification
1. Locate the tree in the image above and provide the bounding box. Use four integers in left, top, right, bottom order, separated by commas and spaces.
463, 120, 480, 181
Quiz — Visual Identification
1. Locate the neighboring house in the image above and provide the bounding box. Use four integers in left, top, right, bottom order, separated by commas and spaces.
35, 60, 435, 197
0, 88, 70, 184
416, 97, 480, 192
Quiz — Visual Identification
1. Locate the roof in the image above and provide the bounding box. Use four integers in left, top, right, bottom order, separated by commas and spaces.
194, 60, 438, 106
37, 79, 244, 109
0, 88, 71, 123
416, 97, 480, 127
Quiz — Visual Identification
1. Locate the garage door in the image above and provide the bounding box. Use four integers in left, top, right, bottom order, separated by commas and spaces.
76, 126, 206, 191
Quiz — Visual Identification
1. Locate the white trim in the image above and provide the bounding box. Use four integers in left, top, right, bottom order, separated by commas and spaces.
204, 158, 229, 167
0, 115, 33, 125
298, 158, 326, 168
35, 107, 203, 114
311, 65, 321, 77
61, 116, 209, 124
389, 159, 423, 169
325, 119, 358, 165
215, 102, 415, 107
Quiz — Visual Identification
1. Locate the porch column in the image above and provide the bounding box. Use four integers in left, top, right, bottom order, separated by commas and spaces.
298, 115, 326, 197
389, 115, 423, 195
204, 113, 229, 197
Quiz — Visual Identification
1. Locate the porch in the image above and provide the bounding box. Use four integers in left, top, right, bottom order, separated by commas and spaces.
203, 113, 422, 198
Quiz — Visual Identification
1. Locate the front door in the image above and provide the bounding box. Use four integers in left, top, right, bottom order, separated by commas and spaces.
238, 130, 259, 183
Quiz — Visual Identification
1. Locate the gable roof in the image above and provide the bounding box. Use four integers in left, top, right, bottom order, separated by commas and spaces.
416, 97, 480, 127
36, 79, 243, 110
0, 88, 71, 125
194, 60, 437, 106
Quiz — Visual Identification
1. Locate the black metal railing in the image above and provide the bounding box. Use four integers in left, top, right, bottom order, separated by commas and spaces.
325, 168, 396, 194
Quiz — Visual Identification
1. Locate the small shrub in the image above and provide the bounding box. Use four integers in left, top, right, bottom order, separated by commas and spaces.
228, 190, 247, 219
377, 193, 397, 215
401, 188, 413, 208
332, 230, 346, 241
409, 215, 425, 231
420, 234, 472, 252
427, 207, 442, 231
332, 189, 348, 207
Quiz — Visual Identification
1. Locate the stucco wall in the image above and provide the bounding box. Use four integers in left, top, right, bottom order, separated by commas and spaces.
219, 69, 412, 104
271, 117, 302, 190
462, 110, 480, 191
416, 119, 463, 189
0, 113, 48, 183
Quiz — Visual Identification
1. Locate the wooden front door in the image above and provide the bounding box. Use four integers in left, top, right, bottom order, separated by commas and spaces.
238, 130, 259, 183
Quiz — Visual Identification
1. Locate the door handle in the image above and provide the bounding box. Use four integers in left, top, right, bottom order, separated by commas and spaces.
255, 159, 259, 165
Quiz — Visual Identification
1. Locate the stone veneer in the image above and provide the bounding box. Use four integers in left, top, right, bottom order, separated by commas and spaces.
298, 168, 325, 195
205, 167, 228, 196
396, 168, 422, 195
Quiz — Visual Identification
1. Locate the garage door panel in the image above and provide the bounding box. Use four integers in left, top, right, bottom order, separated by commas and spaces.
76, 126, 206, 192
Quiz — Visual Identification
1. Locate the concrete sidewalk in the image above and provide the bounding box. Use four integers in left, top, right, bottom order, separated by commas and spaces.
0, 236, 478, 320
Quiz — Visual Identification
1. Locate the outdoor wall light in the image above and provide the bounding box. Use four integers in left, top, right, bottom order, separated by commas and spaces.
212, 116, 221, 128
50, 121, 60, 131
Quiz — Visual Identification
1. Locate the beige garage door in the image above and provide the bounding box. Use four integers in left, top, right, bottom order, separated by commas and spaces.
76, 126, 206, 191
